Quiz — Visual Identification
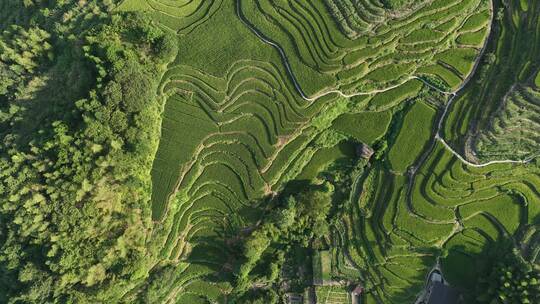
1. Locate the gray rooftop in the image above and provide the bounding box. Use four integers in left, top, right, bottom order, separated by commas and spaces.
427, 281, 460, 304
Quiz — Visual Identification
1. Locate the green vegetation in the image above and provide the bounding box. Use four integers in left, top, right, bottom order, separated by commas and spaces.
231, 183, 334, 299
475, 84, 540, 160
313, 250, 332, 284
443, 237, 540, 304
368, 79, 424, 109
243, 0, 489, 95
0, 4, 177, 301
0, 25, 52, 98
382, 0, 418, 9
297, 140, 356, 181
315, 285, 351, 303
388, 101, 436, 172
434, 48, 477, 77
2, 0, 539, 303
331, 111, 392, 145
476, 248, 540, 303
457, 28, 489, 46
443, 0, 540, 161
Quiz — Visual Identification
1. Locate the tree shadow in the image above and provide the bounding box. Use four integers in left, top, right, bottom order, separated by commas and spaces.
441, 236, 515, 302
380, 247, 440, 303
280, 179, 312, 198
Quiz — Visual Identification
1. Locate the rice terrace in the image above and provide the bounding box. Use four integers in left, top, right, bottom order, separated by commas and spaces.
0, 0, 539, 303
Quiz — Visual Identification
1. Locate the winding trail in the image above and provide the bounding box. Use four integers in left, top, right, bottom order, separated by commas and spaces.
236, 0, 535, 168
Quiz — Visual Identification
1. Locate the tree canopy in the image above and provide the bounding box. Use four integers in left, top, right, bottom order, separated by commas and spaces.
0, 3, 177, 302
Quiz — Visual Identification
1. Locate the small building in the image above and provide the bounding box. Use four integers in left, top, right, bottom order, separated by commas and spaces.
351, 284, 364, 304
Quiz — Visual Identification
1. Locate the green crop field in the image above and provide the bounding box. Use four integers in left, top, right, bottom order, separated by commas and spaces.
388, 101, 436, 173
1, 0, 539, 303
331, 111, 392, 145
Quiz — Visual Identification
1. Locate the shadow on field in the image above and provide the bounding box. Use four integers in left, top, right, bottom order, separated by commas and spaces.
384, 247, 438, 303
440, 236, 516, 302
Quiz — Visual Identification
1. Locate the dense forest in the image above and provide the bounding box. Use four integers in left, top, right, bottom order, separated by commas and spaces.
0, 1, 176, 302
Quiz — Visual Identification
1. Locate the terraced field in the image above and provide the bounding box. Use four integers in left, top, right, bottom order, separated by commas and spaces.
443, 0, 540, 161
475, 83, 540, 160
114, 0, 540, 302
241, 0, 491, 95
117, 0, 223, 33
332, 138, 540, 302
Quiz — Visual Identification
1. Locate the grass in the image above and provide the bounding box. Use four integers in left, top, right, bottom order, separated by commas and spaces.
320, 250, 332, 283
315, 286, 350, 304
434, 48, 477, 77
173, 1, 276, 75
388, 101, 436, 172
116, 0, 151, 11
368, 79, 423, 109
475, 85, 540, 160
520, 0, 529, 12
365, 62, 416, 83
442, 0, 539, 153
462, 213, 501, 240
460, 10, 491, 32
411, 174, 456, 221
151, 93, 218, 219
117, 0, 223, 33
401, 28, 446, 44
457, 28, 489, 46
459, 194, 523, 234
242, 0, 488, 96
331, 111, 392, 145
442, 247, 479, 288
297, 141, 355, 181
416, 64, 463, 89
